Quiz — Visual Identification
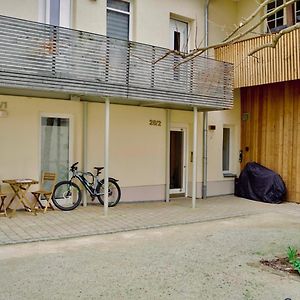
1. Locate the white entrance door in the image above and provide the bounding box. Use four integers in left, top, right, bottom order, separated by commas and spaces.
169, 19, 188, 52
170, 128, 187, 194
40, 116, 72, 182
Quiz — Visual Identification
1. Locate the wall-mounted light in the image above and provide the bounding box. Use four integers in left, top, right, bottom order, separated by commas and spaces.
208, 125, 216, 130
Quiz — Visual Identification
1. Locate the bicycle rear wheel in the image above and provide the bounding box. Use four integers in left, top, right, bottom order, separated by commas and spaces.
96, 179, 121, 207
52, 181, 82, 211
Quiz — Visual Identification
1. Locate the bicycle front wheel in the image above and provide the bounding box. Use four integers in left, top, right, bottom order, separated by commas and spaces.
96, 179, 121, 207
52, 181, 82, 211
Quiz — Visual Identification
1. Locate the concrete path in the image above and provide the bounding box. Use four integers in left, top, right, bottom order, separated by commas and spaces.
0, 210, 300, 299
1, 196, 300, 245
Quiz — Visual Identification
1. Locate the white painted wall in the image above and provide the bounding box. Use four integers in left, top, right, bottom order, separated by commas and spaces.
0, 0, 38, 21
0, 95, 82, 190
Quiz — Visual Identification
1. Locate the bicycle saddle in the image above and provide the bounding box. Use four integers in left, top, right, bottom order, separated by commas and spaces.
94, 167, 104, 171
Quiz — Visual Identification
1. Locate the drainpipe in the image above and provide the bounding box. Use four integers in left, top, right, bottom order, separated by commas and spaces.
165, 109, 171, 202
104, 98, 110, 216
82, 101, 88, 207
202, 0, 210, 199
192, 107, 198, 209
204, 0, 210, 51
202, 111, 208, 199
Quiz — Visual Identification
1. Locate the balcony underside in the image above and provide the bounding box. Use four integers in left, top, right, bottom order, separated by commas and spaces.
0, 86, 226, 111
0, 15, 233, 111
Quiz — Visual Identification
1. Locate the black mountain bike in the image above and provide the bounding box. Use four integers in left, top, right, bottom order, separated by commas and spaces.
52, 162, 121, 211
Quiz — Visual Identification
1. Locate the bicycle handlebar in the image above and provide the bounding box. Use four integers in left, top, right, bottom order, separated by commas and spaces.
70, 162, 104, 176
70, 162, 79, 172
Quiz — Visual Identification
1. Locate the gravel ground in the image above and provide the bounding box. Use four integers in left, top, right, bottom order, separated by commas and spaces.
0, 211, 300, 300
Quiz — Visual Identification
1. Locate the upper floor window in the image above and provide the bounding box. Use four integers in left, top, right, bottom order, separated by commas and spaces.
107, 0, 130, 40
169, 19, 188, 52
295, 0, 300, 22
267, 0, 285, 32
41, 0, 71, 27
267, 0, 300, 32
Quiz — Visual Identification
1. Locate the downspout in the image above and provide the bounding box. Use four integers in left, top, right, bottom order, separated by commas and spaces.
202, 0, 210, 199
205, 0, 209, 50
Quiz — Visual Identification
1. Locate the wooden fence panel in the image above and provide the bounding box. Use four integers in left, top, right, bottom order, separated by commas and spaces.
215, 29, 300, 88
241, 80, 300, 202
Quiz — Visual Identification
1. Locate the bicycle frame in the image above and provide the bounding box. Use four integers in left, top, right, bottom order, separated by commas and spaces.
52, 162, 121, 210
69, 170, 99, 197
68, 162, 120, 199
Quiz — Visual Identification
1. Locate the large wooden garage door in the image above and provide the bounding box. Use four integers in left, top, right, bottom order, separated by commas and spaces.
241, 80, 300, 202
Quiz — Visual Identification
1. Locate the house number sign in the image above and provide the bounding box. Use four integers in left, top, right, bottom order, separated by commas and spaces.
149, 120, 162, 126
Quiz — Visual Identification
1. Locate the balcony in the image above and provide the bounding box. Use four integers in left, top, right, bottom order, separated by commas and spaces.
0, 15, 233, 110
215, 29, 300, 89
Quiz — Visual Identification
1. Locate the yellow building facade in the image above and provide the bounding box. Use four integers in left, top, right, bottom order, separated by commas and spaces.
0, 0, 247, 203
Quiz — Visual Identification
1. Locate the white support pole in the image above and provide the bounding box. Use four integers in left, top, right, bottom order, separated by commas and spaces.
165, 109, 171, 202
202, 111, 208, 199
104, 98, 110, 216
192, 107, 198, 209
82, 101, 88, 207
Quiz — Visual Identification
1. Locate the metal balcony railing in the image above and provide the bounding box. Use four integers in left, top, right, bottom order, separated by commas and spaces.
0, 15, 233, 110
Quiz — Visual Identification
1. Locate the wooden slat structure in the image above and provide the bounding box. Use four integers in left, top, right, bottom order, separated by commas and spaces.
215, 28, 300, 202
0, 15, 234, 110
241, 80, 300, 202
215, 29, 300, 89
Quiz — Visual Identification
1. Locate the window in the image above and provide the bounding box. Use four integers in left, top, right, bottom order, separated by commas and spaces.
41, 116, 71, 183
295, 0, 300, 22
169, 19, 188, 52
107, 0, 130, 40
267, 0, 300, 32
49, 0, 60, 26
222, 128, 231, 172
41, 0, 71, 27
267, 0, 285, 32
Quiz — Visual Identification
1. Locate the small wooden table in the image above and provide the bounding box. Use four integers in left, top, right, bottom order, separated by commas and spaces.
3, 179, 39, 213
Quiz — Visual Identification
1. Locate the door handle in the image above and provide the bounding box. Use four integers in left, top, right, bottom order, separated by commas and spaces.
239, 150, 243, 163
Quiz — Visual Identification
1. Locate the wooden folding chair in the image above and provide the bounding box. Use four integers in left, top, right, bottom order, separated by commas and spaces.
0, 191, 7, 217
32, 172, 57, 213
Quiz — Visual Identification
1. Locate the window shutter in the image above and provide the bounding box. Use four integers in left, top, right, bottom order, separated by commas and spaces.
107, 10, 129, 40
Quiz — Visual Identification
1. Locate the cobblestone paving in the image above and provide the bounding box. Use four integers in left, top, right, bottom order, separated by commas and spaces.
1, 196, 299, 245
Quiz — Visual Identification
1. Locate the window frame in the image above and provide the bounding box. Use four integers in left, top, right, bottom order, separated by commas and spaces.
39, 0, 71, 28
106, 0, 132, 40
266, 0, 286, 33
221, 123, 238, 177
39, 113, 74, 183
266, 0, 300, 32
169, 18, 189, 53
222, 127, 230, 173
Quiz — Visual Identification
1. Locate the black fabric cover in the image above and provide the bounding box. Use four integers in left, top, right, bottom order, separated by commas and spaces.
235, 162, 286, 204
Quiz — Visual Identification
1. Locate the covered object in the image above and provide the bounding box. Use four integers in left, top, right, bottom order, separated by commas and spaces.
235, 162, 286, 204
